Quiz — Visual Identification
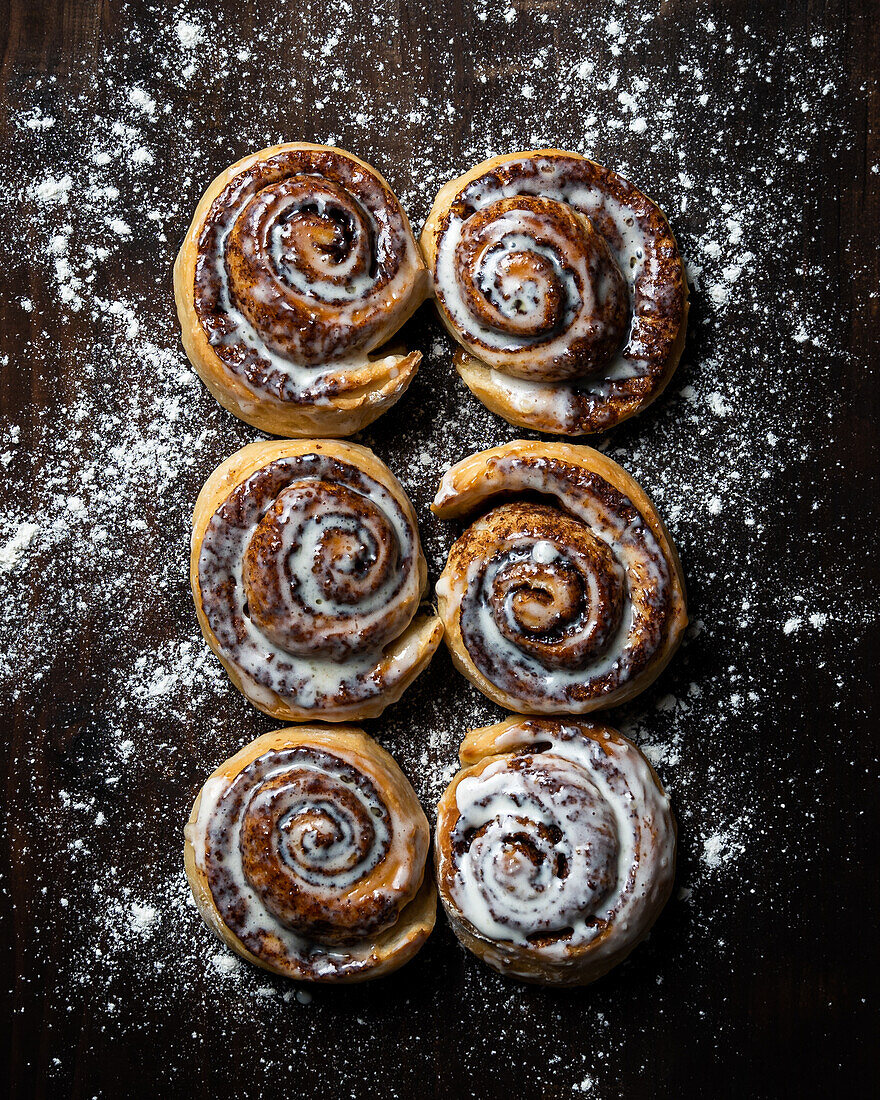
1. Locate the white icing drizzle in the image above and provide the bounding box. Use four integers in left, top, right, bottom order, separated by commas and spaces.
207, 192, 385, 381
213, 216, 339, 386
193, 149, 423, 403
446, 723, 674, 974
189, 743, 425, 980
454, 223, 587, 352
439, 454, 672, 709
531, 540, 559, 565
263, 190, 377, 304
199, 452, 424, 712
430, 153, 686, 434
434, 157, 657, 394
471, 368, 582, 429
461, 527, 636, 693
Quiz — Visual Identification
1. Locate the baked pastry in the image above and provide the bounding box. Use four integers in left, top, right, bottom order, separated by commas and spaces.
435, 716, 675, 985
174, 142, 429, 437
433, 440, 686, 713
191, 438, 443, 722
185, 725, 435, 983
421, 149, 687, 435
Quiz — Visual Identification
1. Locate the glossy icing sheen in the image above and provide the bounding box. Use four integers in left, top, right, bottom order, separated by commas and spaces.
431, 153, 685, 432
191, 745, 426, 980
198, 452, 422, 712
193, 147, 423, 403
440, 721, 675, 979
437, 454, 673, 710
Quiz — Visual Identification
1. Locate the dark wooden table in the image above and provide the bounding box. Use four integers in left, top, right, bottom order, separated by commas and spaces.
1, 1, 877, 1097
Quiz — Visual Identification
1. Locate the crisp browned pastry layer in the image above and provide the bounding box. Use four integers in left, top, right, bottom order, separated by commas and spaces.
191, 439, 443, 723
433, 441, 687, 713
435, 717, 675, 985
421, 150, 688, 435
185, 726, 436, 983
174, 143, 429, 437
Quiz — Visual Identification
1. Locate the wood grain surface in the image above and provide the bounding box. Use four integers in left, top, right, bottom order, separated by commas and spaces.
0, 1, 877, 1098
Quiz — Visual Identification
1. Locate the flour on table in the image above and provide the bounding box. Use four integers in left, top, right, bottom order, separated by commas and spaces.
0, 1, 872, 1096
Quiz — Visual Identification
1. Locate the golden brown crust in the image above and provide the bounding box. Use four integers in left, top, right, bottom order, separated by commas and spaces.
174, 142, 429, 437
191, 438, 443, 722
432, 441, 686, 714
421, 149, 688, 436
434, 716, 676, 986
184, 725, 437, 983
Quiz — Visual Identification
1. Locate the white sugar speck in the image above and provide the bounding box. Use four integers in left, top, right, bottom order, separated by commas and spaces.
176, 19, 204, 49
128, 87, 156, 115
33, 173, 72, 203
0, 522, 39, 571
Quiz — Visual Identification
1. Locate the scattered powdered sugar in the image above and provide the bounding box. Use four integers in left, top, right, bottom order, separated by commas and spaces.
701, 825, 749, 872
175, 18, 204, 50
130, 901, 158, 931
0, 1, 874, 1096
0, 521, 39, 571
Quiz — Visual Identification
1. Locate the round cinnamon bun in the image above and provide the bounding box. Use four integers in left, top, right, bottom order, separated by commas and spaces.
432, 440, 686, 713
191, 439, 443, 722
185, 725, 435, 983
174, 143, 429, 437
421, 150, 688, 435
435, 716, 675, 985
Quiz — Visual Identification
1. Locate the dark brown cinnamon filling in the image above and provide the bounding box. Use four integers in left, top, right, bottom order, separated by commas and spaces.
199, 453, 417, 704
205, 747, 399, 951
453, 458, 672, 705
241, 479, 401, 658
453, 194, 628, 380
434, 153, 687, 430
192, 148, 416, 401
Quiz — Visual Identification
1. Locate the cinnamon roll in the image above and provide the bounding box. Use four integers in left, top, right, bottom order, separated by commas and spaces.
191, 438, 443, 722
185, 725, 436, 983
435, 716, 675, 985
421, 150, 688, 435
433, 440, 686, 713
174, 143, 429, 437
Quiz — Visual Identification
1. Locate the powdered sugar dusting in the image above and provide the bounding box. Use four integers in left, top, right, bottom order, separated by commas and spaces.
0, 1, 875, 1096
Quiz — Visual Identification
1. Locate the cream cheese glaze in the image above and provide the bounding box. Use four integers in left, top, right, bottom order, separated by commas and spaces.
422, 151, 688, 435
185, 726, 435, 983
434, 717, 676, 985
192, 440, 443, 722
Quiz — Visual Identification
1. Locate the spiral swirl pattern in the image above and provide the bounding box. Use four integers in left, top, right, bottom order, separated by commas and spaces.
455, 755, 619, 941
223, 175, 382, 362
435, 718, 676, 985
433, 442, 687, 714
467, 502, 626, 673
450, 195, 627, 380
176, 144, 427, 435
195, 441, 442, 721
187, 727, 433, 982
422, 150, 687, 434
